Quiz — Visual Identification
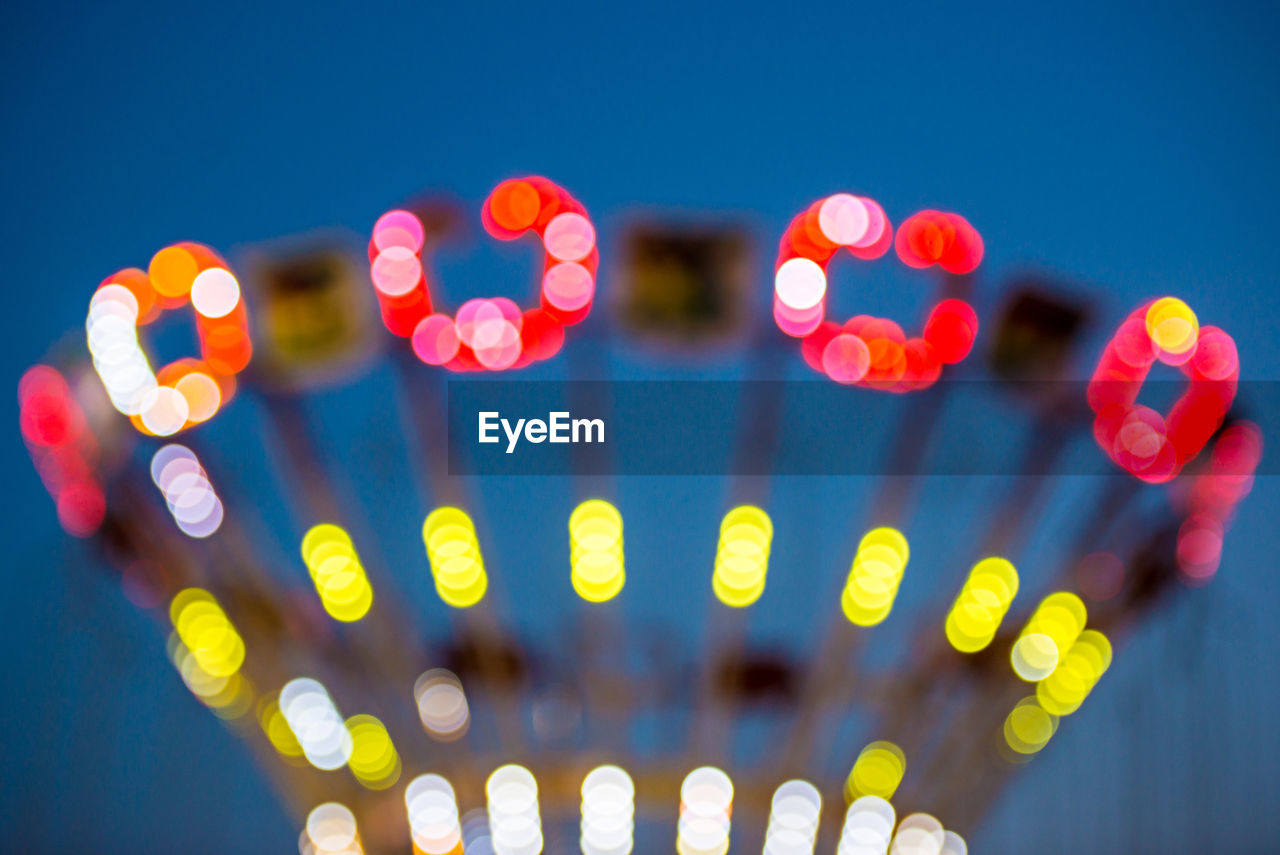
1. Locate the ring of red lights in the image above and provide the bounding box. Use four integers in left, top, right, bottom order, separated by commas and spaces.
87, 243, 250, 436
1087, 301, 1238, 483
369, 177, 598, 371
774, 195, 983, 392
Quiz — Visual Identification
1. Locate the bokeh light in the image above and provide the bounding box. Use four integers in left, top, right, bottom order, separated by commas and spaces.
845, 741, 906, 802
300, 523, 374, 622
570, 499, 625, 603
764, 779, 821, 855
406, 774, 463, 855
889, 812, 946, 855
581, 765, 635, 855
422, 508, 488, 608
18, 365, 104, 537
1011, 592, 1087, 682
944, 557, 1019, 652
152, 444, 224, 537
677, 766, 733, 855
1035, 629, 1112, 716
1002, 697, 1058, 756
712, 506, 772, 608
169, 588, 245, 678
838, 795, 896, 854
842, 528, 909, 626
413, 668, 470, 741
345, 713, 401, 790
487, 764, 542, 855
303, 802, 364, 855
280, 677, 353, 771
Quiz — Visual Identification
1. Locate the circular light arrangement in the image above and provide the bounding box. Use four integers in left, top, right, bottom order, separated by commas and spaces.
570, 499, 625, 603
581, 764, 636, 855
712, 506, 773, 608
370, 177, 595, 370
943, 557, 1019, 652
422, 507, 488, 607
842, 528, 909, 627
300, 523, 375, 622
1088, 298, 1238, 483
86, 244, 249, 436
1010, 592, 1087, 682
844, 741, 906, 802
776, 195, 981, 391
677, 766, 734, 855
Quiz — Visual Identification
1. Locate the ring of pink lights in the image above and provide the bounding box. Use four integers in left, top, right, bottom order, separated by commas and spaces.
774, 194, 984, 392
369, 177, 598, 372
1087, 301, 1239, 484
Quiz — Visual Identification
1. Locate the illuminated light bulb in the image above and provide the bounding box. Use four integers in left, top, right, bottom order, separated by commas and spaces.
412, 315, 462, 365
487, 764, 542, 855
346, 714, 401, 790
1036, 629, 1112, 716
581, 765, 635, 855
372, 246, 424, 297
1011, 592, 1087, 681
823, 334, 872, 384
170, 588, 245, 678
305, 802, 364, 855
819, 194, 871, 246
774, 257, 827, 311
764, 779, 821, 855
373, 209, 426, 254
890, 813, 945, 855
258, 695, 306, 762
414, 669, 470, 741
423, 508, 489, 608
677, 766, 734, 855
712, 506, 772, 608
1145, 297, 1199, 358
1002, 697, 1058, 755
838, 795, 895, 855
944, 557, 1019, 653
842, 528, 908, 627
570, 499, 625, 603
140, 385, 190, 435
543, 212, 596, 262
190, 267, 241, 318
542, 262, 595, 312
148, 245, 200, 298
844, 741, 906, 802
406, 774, 463, 855
280, 677, 353, 771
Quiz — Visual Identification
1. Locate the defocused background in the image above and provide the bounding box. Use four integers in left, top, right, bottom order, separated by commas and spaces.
4, 2, 1280, 853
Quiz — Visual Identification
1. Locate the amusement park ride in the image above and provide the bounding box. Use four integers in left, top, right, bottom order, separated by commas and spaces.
17, 178, 1262, 855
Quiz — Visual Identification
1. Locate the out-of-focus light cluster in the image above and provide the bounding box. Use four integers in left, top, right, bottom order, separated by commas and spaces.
1003, 697, 1059, 756
1179, 421, 1263, 584
764, 779, 821, 855
580, 764, 635, 855
677, 766, 734, 855
301, 802, 365, 855
486, 764, 543, 855
1035, 629, 1112, 716
838, 795, 895, 854
369, 177, 595, 371
167, 631, 253, 719
776, 195, 979, 391
844, 741, 906, 802
889, 813, 965, 855
570, 499, 625, 602
150, 444, 224, 537
712, 506, 772, 607
406, 774, 463, 855
1010, 592, 1087, 682
300, 524, 374, 622
944, 557, 1019, 652
258, 693, 306, 764
462, 809, 494, 855
414, 668, 470, 741
87, 244, 248, 436
1088, 298, 1238, 483
280, 677, 353, 771
170, 588, 245, 678
422, 508, 488, 608
18, 365, 104, 537
346, 713, 401, 789
842, 528, 909, 626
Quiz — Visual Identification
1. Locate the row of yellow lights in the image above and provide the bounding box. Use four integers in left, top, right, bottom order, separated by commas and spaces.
301, 524, 375, 622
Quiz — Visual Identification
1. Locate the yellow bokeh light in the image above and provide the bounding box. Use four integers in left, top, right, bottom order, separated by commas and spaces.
1011, 592, 1087, 682
169, 588, 245, 678
1036, 628, 1113, 715
841, 528, 908, 626
570, 499, 624, 603
168, 632, 253, 719
345, 714, 401, 790
844, 740, 906, 802
946, 557, 1019, 653
712, 506, 772, 608
301, 523, 374, 622
1145, 296, 1199, 356
1003, 697, 1058, 755
423, 508, 488, 608
257, 695, 305, 762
